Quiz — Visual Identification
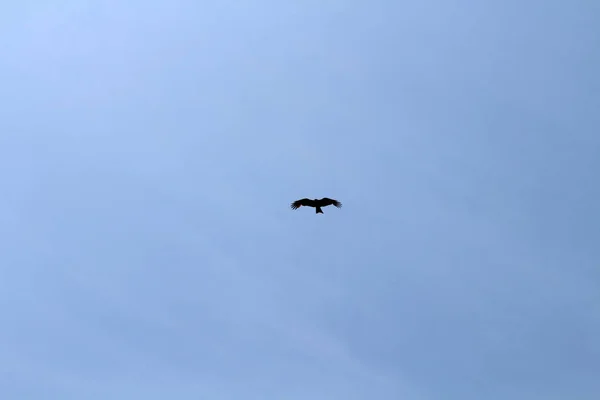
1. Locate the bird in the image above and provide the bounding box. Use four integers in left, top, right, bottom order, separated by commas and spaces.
290, 197, 342, 214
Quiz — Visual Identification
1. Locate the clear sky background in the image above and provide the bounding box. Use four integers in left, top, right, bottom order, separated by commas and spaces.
1, 1, 599, 399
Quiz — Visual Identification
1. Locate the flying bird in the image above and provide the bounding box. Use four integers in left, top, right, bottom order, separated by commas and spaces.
290, 197, 342, 214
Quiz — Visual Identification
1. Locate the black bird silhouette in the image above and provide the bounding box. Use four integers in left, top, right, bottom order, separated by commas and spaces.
290, 197, 342, 214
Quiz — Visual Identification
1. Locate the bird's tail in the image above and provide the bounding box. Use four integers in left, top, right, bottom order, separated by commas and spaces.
316, 206, 323, 214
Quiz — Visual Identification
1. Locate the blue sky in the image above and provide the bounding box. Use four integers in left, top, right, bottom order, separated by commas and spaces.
1, 1, 599, 399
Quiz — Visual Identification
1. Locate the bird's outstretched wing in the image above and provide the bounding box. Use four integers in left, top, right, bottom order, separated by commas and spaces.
318, 198, 342, 208
291, 198, 315, 210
